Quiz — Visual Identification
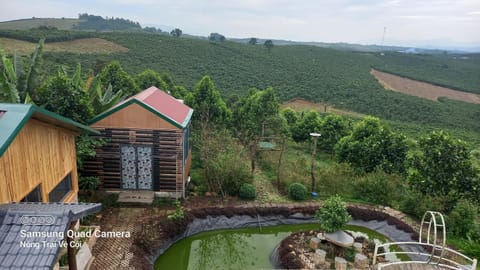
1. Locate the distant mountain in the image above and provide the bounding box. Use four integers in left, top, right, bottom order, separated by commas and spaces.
229, 38, 465, 54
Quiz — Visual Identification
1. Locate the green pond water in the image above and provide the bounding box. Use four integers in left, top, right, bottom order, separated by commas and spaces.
154, 223, 399, 270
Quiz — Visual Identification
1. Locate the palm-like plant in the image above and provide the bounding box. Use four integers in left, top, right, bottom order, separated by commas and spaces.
0, 39, 44, 103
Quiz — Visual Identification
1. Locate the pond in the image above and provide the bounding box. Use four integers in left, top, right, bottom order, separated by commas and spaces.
154, 223, 400, 270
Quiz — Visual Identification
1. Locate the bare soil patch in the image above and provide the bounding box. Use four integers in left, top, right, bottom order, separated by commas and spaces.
0, 37, 128, 55
281, 98, 364, 118
371, 69, 480, 104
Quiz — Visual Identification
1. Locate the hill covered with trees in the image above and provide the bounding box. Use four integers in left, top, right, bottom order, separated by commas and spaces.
1, 29, 479, 143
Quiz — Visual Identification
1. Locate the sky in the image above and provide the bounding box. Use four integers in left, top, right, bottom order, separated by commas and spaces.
1, 0, 479, 49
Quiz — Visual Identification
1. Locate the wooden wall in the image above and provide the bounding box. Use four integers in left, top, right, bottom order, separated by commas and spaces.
91, 103, 178, 130
82, 128, 186, 193
0, 119, 78, 203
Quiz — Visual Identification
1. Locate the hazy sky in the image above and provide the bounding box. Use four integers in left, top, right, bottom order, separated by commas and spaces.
1, 0, 479, 48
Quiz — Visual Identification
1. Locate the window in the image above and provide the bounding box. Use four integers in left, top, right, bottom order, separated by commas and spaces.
49, 173, 72, 202
21, 185, 41, 202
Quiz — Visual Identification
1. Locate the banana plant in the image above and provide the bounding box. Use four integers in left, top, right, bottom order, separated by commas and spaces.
85, 74, 124, 114
0, 39, 44, 103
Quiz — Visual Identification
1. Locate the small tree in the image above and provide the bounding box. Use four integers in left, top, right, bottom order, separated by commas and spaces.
170, 28, 182, 37
316, 195, 351, 233
98, 61, 138, 97
264, 39, 274, 51
334, 116, 407, 174
408, 131, 479, 203
208, 32, 226, 42
248, 37, 257, 45
135, 69, 168, 90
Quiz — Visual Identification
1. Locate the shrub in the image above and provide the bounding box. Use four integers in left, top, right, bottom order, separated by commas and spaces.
101, 193, 118, 209
288, 183, 308, 201
344, 247, 356, 262
316, 195, 351, 232
447, 200, 478, 238
399, 190, 447, 219
353, 169, 403, 206
168, 200, 185, 221
79, 176, 100, 191
239, 183, 256, 200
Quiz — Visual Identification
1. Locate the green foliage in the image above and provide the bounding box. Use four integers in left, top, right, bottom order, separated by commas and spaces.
335, 116, 408, 174
135, 68, 168, 90
447, 200, 478, 238
170, 28, 182, 37
399, 190, 449, 219
35, 66, 93, 123
288, 182, 308, 201
208, 33, 226, 42
344, 247, 356, 262
239, 183, 256, 200
75, 13, 141, 31
101, 193, 119, 209
318, 114, 351, 153
281, 108, 298, 126
248, 38, 257, 45
0, 28, 92, 43
33, 31, 480, 138
264, 40, 274, 50
85, 75, 124, 114
168, 200, 185, 221
79, 176, 100, 191
0, 39, 44, 103
98, 61, 138, 97
76, 134, 105, 169
232, 87, 281, 170
408, 131, 479, 202
316, 195, 352, 233
353, 169, 403, 206
207, 131, 253, 196
185, 75, 231, 130
291, 111, 322, 142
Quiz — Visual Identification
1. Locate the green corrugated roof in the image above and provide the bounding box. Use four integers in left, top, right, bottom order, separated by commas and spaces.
0, 103, 99, 157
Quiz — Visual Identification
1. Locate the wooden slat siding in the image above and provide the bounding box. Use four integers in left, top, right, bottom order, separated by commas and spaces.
0, 119, 78, 203
81, 127, 185, 192
90, 102, 179, 130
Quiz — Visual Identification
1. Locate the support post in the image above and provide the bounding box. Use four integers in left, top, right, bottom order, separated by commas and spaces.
67, 221, 77, 270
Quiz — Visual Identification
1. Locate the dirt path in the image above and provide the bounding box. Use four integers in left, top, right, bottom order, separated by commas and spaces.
371, 69, 480, 104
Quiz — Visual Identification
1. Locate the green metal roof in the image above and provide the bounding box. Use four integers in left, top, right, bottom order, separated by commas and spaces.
0, 103, 99, 157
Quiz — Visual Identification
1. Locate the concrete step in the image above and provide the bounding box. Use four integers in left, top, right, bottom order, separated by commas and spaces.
117, 190, 155, 205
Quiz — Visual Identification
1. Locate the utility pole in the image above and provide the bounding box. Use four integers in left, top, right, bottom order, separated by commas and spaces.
309, 132, 321, 192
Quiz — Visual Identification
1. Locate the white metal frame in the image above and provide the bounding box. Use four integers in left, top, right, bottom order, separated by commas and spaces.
373, 211, 478, 270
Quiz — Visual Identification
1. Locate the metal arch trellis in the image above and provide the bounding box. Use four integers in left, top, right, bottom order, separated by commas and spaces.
373, 210, 477, 270
419, 211, 447, 265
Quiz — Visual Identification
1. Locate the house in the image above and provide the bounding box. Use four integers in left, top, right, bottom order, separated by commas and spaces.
0, 104, 99, 204
82, 87, 193, 198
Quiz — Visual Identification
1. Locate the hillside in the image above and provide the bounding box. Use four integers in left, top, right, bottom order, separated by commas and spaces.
0, 14, 142, 32
0, 18, 82, 30
1, 30, 479, 142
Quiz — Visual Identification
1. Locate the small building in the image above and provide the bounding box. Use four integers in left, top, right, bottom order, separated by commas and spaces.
82, 87, 193, 198
0, 104, 98, 204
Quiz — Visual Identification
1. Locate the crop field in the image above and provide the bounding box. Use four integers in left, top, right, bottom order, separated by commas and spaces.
0, 37, 128, 54
372, 69, 480, 104
281, 98, 365, 118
